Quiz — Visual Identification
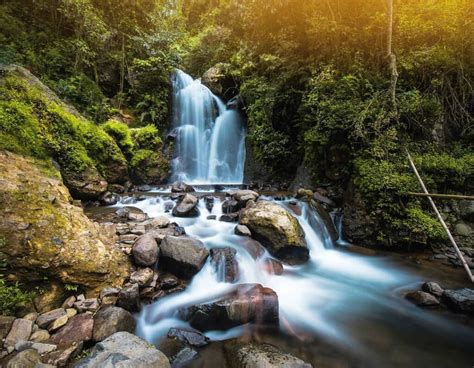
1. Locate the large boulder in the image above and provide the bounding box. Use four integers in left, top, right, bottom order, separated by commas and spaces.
442, 288, 474, 314
186, 284, 278, 331
201, 63, 236, 100
160, 236, 209, 279
93, 306, 136, 342
239, 201, 308, 264
51, 313, 93, 346
132, 234, 159, 267
5, 349, 41, 368
228, 190, 259, 208
4, 319, 33, 348
225, 342, 313, 368
172, 194, 200, 217
0, 152, 130, 291
74, 331, 170, 368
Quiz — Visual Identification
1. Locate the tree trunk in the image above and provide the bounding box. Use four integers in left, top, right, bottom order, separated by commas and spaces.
118, 32, 125, 110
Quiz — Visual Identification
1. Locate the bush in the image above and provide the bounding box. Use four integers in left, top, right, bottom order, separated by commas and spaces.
0, 279, 33, 316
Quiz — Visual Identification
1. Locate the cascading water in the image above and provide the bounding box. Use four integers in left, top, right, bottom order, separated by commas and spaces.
170, 70, 246, 184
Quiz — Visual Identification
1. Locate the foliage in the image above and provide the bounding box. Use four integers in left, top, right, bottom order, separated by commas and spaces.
0, 279, 34, 316
102, 120, 134, 156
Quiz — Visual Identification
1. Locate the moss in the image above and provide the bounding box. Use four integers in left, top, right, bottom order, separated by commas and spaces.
130, 149, 169, 184
102, 119, 134, 156
0, 279, 34, 316
130, 124, 163, 151
404, 206, 446, 242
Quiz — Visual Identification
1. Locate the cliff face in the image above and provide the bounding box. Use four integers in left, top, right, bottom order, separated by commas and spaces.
0, 151, 131, 291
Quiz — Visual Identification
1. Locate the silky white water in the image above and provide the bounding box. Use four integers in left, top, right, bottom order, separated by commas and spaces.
171, 70, 246, 184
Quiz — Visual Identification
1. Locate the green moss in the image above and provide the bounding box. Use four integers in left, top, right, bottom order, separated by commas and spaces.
404, 206, 446, 242
130, 124, 162, 151
0, 279, 34, 316
102, 120, 134, 156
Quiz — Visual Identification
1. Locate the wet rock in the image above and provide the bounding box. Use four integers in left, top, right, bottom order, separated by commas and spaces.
167, 328, 209, 347
144, 216, 170, 230
187, 284, 278, 331
30, 329, 50, 343
207, 215, 217, 220
74, 331, 170, 368
421, 282, 444, 298
220, 213, 239, 222
100, 192, 119, 206
170, 346, 199, 368
6, 348, 41, 368
224, 342, 313, 368
172, 194, 200, 217
222, 199, 239, 214
442, 288, 474, 314
4, 319, 33, 347
287, 202, 302, 216
210, 247, 239, 282
51, 313, 93, 346
129, 268, 154, 287
160, 274, 179, 290
295, 188, 313, 199
93, 306, 136, 342
263, 259, 284, 275
0, 316, 16, 340
234, 225, 251, 237
229, 190, 259, 207
171, 182, 195, 193
160, 236, 209, 279
117, 283, 140, 312
239, 201, 308, 265
405, 291, 439, 306
37, 309, 66, 329
132, 233, 159, 267
204, 196, 214, 212
73, 298, 99, 313
241, 238, 266, 259
310, 201, 338, 243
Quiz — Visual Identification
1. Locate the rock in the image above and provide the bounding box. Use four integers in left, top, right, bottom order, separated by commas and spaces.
33, 283, 65, 314
48, 315, 69, 332
0, 316, 16, 340
30, 329, 50, 343
132, 234, 159, 267
310, 201, 338, 244
167, 328, 209, 347
145, 216, 170, 230
241, 238, 266, 259
160, 236, 209, 279
15, 341, 57, 354
0, 153, 131, 291
201, 63, 234, 98
74, 331, 170, 368
172, 194, 200, 217
295, 188, 313, 199
421, 282, 444, 298
66, 308, 77, 318
454, 222, 471, 237
239, 201, 308, 264
209, 247, 239, 282
100, 287, 120, 305
187, 284, 278, 331
22, 313, 38, 323
117, 283, 140, 312
36, 309, 66, 329
128, 209, 148, 222
219, 213, 240, 222
4, 319, 33, 347
222, 199, 239, 214
229, 190, 259, 207
204, 196, 214, 212
207, 215, 217, 220
160, 274, 179, 290
171, 182, 195, 193
234, 225, 251, 237
313, 192, 336, 207
224, 342, 312, 368
51, 313, 93, 346
51, 342, 83, 367
6, 348, 41, 368
442, 288, 474, 314
129, 268, 154, 287
170, 347, 199, 368
405, 291, 439, 306
73, 298, 99, 313
263, 259, 284, 275
61, 296, 76, 309
93, 306, 136, 342
100, 192, 119, 206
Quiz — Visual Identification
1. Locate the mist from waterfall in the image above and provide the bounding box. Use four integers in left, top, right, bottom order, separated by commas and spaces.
170, 70, 246, 184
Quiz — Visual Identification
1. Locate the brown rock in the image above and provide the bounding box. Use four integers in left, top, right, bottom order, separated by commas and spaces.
51, 313, 93, 346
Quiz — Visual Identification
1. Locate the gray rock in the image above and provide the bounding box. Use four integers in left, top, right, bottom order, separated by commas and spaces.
405, 291, 439, 306
454, 222, 471, 237
229, 190, 259, 207
6, 348, 40, 368
93, 306, 136, 342
421, 282, 444, 298
36, 308, 66, 329
160, 236, 209, 279
4, 319, 33, 347
160, 274, 179, 290
0, 316, 16, 340
225, 342, 312, 368
145, 216, 171, 230
30, 329, 50, 343
61, 296, 76, 309
172, 194, 199, 217
170, 347, 199, 368
22, 313, 38, 323
73, 331, 170, 368
209, 247, 239, 282
442, 288, 474, 314
234, 225, 251, 237
222, 199, 239, 214
117, 283, 140, 312
171, 182, 195, 193
15, 341, 57, 354
167, 328, 209, 347
132, 233, 159, 267
73, 298, 99, 313
130, 268, 155, 287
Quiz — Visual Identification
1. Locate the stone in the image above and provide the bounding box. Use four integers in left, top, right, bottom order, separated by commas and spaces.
167, 328, 209, 347
51, 313, 93, 346
229, 190, 259, 207
132, 233, 159, 267
172, 194, 200, 217
313, 192, 336, 207
160, 274, 179, 290
207, 215, 217, 220
22, 313, 38, 323
15, 341, 57, 354
48, 315, 69, 332
74, 331, 170, 368
171, 182, 195, 193
263, 259, 284, 275
204, 196, 214, 212
100, 192, 119, 206
145, 216, 171, 230
442, 288, 474, 314
187, 284, 278, 331
93, 306, 136, 342
222, 199, 239, 214
0, 316, 16, 340
160, 236, 210, 279
129, 268, 155, 287
209, 247, 239, 282
127, 209, 148, 222
239, 201, 308, 264
454, 222, 471, 237
310, 201, 338, 244
0, 152, 130, 291
73, 298, 99, 313
49, 341, 83, 367
30, 329, 50, 343
61, 296, 76, 309
219, 213, 239, 222
405, 291, 439, 306
4, 319, 33, 347
234, 225, 251, 237
295, 188, 313, 199
421, 282, 444, 298
66, 308, 77, 318
100, 287, 120, 306
170, 347, 199, 368
117, 283, 140, 312
224, 342, 312, 368
5, 348, 41, 368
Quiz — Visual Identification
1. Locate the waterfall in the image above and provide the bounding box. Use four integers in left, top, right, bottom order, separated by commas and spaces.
170, 70, 246, 184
